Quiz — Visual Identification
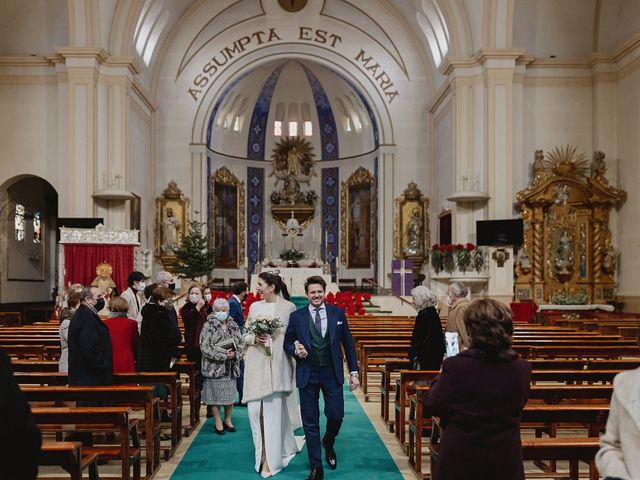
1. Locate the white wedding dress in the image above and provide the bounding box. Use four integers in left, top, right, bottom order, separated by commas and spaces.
245, 301, 304, 478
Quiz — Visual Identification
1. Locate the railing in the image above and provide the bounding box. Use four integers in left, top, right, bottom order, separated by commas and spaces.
361, 278, 413, 307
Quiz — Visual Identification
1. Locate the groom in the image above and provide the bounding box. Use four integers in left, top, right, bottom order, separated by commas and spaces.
284, 276, 360, 480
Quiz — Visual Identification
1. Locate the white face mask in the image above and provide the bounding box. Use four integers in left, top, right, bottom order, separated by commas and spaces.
137, 282, 146, 292
189, 293, 201, 303
215, 311, 229, 321
204, 294, 212, 302
446, 295, 454, 306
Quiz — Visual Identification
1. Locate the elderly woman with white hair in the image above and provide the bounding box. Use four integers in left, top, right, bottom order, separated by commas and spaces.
408, 285, 445, 370
200, 297, 244, 435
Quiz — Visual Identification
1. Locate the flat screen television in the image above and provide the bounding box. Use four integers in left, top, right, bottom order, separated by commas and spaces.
476, 219, 523, 246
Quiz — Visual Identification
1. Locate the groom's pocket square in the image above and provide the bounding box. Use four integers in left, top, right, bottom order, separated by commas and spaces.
337, 321, 343, 325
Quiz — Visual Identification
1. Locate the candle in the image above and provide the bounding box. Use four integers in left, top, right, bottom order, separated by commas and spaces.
257, 229, 261, 260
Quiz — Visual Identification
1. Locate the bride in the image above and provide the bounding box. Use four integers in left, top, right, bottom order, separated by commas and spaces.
243, 271, 302, 477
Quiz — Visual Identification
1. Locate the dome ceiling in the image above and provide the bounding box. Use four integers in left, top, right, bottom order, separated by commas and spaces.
207, 59, 378, 161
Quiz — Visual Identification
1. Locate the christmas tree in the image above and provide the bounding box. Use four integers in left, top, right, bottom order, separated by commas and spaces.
172, 217, 217, 280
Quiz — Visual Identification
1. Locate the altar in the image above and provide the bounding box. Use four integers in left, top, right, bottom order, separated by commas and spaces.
250, 266, 338, 297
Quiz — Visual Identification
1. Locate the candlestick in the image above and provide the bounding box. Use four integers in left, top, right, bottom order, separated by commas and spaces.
257, 229, 261, 260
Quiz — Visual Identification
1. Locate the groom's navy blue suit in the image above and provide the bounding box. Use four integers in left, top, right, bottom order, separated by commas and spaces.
284, 303, 359, 471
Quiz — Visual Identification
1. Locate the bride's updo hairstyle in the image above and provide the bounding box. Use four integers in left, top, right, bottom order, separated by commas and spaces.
258, 271, 291, 300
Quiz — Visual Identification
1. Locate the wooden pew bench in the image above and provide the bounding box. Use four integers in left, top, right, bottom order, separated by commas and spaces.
33, 407, 141, 480
380, 360, 411, 430
39, 441, 99, 480
173, 361, 201, 437
23, 386, 160, 479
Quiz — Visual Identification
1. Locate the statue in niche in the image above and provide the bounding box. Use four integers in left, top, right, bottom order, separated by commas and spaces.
92, 262, 117, 298
404, 207, 424, 255
162, 207, 180, 254
552, 184, 571, 205
554, 229, 574, 275
591, 150, 607, 177
270, 137, 317, 205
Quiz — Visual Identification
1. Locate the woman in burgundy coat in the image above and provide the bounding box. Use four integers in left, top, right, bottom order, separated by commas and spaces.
423, 299, 531, 480
180, 284, 212, 365
104, 296, 140, 373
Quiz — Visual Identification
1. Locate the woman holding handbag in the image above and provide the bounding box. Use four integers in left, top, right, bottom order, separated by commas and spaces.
408, 286, 445, 370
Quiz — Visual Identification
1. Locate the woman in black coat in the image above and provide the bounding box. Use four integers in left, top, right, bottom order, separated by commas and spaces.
423, 299, 531, 480
138, 286, 182, 372
408, 286, 445, 370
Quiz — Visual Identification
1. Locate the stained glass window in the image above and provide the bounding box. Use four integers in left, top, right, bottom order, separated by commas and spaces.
33, 210, 41, 243
15, 203, 25, 241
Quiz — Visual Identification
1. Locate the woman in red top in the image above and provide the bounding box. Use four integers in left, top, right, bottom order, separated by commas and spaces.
105, 296, 140, 373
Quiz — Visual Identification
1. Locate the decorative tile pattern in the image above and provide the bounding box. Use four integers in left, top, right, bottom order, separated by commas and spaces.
247, 167, 264, 275
322, 168, 339, 281
300, 64, 339, 161
246, 65, 285, 160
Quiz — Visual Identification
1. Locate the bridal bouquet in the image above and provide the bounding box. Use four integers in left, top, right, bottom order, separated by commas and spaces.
246, 315, 283, 356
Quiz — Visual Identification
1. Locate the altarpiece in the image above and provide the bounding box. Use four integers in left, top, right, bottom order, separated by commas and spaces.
514, 146, 626, 305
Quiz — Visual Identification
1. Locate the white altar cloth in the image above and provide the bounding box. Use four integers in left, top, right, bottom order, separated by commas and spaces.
538, 304, 614, 312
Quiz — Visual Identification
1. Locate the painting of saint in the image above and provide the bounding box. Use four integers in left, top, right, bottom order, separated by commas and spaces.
348, 183, 371, 268
213, 182, 238, 268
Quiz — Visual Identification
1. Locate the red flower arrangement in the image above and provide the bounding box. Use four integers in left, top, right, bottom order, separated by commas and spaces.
431, 243, 484, 274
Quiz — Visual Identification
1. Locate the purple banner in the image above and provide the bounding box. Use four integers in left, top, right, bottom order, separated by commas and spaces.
391, 259, 414, 296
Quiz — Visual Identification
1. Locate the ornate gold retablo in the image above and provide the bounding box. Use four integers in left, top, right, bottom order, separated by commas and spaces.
514, 146, 626, 305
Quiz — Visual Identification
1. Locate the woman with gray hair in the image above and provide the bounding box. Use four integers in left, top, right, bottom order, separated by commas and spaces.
408, 286, 445, 370
200, 297, 244, 435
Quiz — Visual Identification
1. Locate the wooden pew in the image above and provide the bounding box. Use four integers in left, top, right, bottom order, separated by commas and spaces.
15, 371, 182, 458
173, 361, 201, 437
380, 360, 411, 430
33, 407, 141, 480
23, 386, 160, 479
393, 370, 439, 448
39, 441, 99, 480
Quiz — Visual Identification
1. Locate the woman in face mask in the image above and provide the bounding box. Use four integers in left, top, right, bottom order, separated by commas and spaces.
200, 298, 244, 434
180, 285, 212, 371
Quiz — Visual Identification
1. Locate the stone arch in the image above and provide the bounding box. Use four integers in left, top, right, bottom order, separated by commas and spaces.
0, 175, 59, 304
189, 47, 395, 148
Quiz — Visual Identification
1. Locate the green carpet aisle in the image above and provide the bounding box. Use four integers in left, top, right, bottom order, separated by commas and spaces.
171, 386, 404, 479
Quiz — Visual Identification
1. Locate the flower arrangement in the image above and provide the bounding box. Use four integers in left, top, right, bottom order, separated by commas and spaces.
325, 291, 371, 315
431, 243, 485, 274
245, 315, 283, 356
279, 248, 304, 261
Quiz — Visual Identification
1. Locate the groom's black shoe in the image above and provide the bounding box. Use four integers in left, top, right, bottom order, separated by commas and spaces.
305, 467, 324, 480
322, 438, 337, 470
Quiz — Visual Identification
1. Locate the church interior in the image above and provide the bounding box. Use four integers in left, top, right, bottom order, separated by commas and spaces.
2, 0, 640, 478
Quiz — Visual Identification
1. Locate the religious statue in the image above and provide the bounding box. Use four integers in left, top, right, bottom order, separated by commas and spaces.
404, 207, 423, 255
92, 262, 117, 298
532, 149, 545, 183
554, 229, 574, 275
603, 239, 617, 275
270, 136, 317, 205
591, 150, 607, 177
162, 207, 181, 253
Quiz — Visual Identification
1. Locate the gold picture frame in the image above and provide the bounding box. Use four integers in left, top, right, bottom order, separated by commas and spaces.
394, 182, 430, 270
155, 181, 189, 267
340, 167, 376, 268
210, 167, 245, 269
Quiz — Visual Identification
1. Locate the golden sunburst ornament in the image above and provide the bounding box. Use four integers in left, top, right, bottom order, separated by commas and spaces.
544, 145, 590, 179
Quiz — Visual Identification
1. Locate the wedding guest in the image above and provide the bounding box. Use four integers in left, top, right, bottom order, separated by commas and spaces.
423, 299, 531, 480
444, 281, 471, 350
200, 298, 243, 434
104, 296, 140, 374
181, 284, 211, 364
596, 332, 640, 478
58, 291, 80, 373
0, 347, 42, 480
408, 286, 445, 370
68, 286, 113, 387
139, 286, 182, 420
120, 271, 146, 320
229, 281, 249, 403
243, 272, 300, 478
203, 286, 213, 305
135, 282, 157, 334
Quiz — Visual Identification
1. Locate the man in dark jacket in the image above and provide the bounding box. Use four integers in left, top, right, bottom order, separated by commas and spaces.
68, 286, 113, 386
0, 347, 42, 479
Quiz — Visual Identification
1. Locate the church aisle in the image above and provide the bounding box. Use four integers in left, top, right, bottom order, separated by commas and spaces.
163, 386, 407, 479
